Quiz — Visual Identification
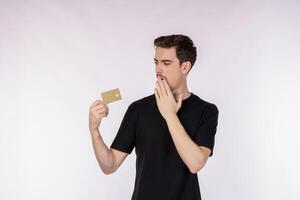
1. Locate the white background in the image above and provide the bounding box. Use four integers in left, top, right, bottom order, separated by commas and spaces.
1, 0, 299, 199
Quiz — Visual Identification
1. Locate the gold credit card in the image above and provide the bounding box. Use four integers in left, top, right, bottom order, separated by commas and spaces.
100, 88, 122, 104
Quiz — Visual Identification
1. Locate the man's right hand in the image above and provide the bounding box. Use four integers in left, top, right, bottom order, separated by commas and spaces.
89, 100, 109, 132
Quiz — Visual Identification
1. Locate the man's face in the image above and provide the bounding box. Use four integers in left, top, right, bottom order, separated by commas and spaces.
154, 47, 185, 91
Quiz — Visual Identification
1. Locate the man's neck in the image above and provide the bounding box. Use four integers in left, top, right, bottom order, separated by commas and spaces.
172, 89, 191, 102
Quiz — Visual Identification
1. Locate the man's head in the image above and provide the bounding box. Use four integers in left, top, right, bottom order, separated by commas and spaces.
154, 34, 197, 91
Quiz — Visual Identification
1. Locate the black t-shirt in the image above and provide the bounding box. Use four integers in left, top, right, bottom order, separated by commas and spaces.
110, 92, 219, 200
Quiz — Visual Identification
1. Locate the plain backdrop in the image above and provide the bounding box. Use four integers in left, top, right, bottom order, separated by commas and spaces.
0, 0, 299, 199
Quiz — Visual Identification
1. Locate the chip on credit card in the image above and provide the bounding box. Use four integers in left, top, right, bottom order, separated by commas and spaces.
100, 88, 122, 104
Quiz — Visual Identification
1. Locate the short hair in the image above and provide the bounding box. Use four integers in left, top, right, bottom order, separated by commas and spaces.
154, 34, 197, 72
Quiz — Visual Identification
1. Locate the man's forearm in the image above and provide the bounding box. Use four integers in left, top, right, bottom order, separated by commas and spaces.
165, 114, 205, 173
90, 129, 114, 174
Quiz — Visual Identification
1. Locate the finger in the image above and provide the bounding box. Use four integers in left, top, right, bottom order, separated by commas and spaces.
104, 104, 109, 113
102, 111, 109, 117
100, 112, 108, 117
159, 78, 168, 96
156, 81, 163, 97
90, 100, 101, 109
98, 107, 109, 114
154, 88, 160, 100
91, 103, 104, 111
96, 112, 102, 118
97, 113, 106, 119
96, 108, 106, 113
94, 104, 105, 110
101, 102, 108, 109
98, 109, 108, 115
162, 79, 171, 95
98, 104, 109, 114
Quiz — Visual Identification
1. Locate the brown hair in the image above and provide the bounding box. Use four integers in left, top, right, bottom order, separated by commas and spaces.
154, 34, 197, 73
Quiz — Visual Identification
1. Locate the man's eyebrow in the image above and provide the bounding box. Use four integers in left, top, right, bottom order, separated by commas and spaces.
154, 58, 173, 62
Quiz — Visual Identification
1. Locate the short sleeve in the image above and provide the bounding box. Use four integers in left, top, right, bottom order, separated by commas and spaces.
110, 102, 138, 154
194, 103, 219, 157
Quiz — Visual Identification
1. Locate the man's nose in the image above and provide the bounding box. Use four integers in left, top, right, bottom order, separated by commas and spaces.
155, 63, 163, 74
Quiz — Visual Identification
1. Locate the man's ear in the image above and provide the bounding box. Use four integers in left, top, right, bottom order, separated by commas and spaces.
181, 61, 192, 74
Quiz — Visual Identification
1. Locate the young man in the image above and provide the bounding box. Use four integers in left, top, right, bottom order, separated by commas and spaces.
89, 34, 219, 200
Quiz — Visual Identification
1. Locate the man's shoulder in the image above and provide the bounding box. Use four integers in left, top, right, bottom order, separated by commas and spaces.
133, 93, 155, 104
128, 93, 155, 108
191, 93, 219, 111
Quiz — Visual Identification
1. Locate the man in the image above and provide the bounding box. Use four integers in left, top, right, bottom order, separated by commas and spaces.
89, 34, 219, 200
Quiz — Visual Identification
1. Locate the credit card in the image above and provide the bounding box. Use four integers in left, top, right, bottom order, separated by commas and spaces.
100, 88, 122, 104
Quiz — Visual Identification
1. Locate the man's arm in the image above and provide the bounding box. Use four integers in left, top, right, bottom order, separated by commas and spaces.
165, 114, 211, 174
154, 78, 215, 174
90, 129, 128, 175
89, 100, 128, 175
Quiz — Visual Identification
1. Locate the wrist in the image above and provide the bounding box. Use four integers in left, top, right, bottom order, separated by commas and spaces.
165, 113, 178, 123
90, 128, 100, 136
